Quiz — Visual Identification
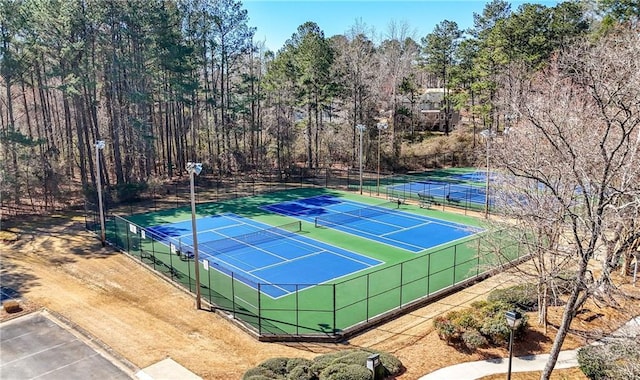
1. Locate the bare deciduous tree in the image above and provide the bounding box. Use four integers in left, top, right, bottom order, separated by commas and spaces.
488, 28, 640, 380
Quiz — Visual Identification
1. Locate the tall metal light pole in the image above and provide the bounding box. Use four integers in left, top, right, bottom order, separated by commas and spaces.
187, 162, 203, 309
505, 310, 523, 380
376, 121, 388, 195
95, 140, 106, 247
480, 129, 494, 218
356, 124, 366, 195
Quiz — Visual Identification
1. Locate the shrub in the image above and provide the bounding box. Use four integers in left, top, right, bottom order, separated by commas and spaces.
378, 352, 403, 376
287, 364, 317, 380
433, 300, 529, 352
487, 284, 538, 311
462, 330, 489, 350
479, 314, 511, 345
331, 350, 370, 366
578, 340, 640, 380
319, 363, 372, 380
433, 314, 460, 343
451, 308, 481, 330
286, 358, 313, 373
577, 345, 608, 380
242, 366, 281, 380
311, 351, 346, 373
258, 358, 290, 376
244, 350, 403, 380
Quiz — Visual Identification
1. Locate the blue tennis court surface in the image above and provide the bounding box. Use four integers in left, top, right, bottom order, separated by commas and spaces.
144, 213, 381, 298
389, 180, 490, 205
262, 195, 481, 252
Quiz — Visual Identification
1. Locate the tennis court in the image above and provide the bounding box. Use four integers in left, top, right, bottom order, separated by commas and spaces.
387, 168, 494, 207
143, 213, 381, 298
96, 187, 523, 338
261, 195, 480, 252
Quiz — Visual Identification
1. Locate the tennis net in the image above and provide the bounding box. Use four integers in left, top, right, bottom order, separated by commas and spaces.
314, 202, 395, 228
199, 221, 302, 256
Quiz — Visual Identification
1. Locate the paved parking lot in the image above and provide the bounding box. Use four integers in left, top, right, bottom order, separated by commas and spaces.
1, 310, 134, 380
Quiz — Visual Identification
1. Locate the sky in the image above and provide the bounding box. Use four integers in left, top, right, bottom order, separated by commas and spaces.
243, 0, 561, 52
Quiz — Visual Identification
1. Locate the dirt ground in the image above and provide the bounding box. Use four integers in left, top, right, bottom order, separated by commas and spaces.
1, 213, 639, 380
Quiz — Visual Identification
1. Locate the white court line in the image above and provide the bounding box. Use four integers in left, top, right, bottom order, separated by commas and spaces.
319, 220, 425, 252
317, 200, 481, 251
336, 199, 480, 230
248, 248, 326, 273
200, 218, 383, 299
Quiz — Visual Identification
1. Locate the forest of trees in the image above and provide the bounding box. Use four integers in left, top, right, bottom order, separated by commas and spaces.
0, 0, 634, 211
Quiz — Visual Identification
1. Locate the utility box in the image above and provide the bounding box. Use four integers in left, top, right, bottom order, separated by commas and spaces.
366, 353, 384, 380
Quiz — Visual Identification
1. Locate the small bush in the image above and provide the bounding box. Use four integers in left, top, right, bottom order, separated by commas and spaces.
242, 366, 281, 380
259, 358, 290, 376
311, 351, 346, 373
488, 284, 538, 311
578, 340, 640, 380
479, 313, 512, 344
244, 350, 402, 380
286, 358, 313, 373
452, 308, 481, 330
378, 352, 404, 376
331, 350, 369, 366
433, 314, 460, 343
577, 345, 608, 380
287, 364, 317, 380
462, 330, 489, 350
319, 363, 372, 380
433, 300, 529, 352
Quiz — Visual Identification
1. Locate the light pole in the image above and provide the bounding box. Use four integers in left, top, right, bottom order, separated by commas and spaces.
505, 310, 523, 380
479, 129, 494, 218
95, 140, 106, 247
356, 124, 366, 195
187, 162, 203, 310
376, 121, 388, 195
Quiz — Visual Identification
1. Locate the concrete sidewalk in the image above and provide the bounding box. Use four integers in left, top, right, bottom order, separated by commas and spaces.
419, 316, 640, 380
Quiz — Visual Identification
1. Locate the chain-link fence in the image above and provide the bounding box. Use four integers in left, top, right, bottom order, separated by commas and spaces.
85, 202, 524, 341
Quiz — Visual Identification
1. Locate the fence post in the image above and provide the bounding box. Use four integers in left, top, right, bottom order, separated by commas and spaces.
452, 246, 457, 285
399, 263, 404, 308
187, 249, 192, 292
366, 274, 370, 322
231, 272, 236, 318
125, 223, 131, 253
333, 284, 336, 335
207, 264, 212, 305
427, 254, 431, 296
296, 285, 300, 336
151, 239, 156, 270
477, 237, 481, 277
257, 283, 262, 335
